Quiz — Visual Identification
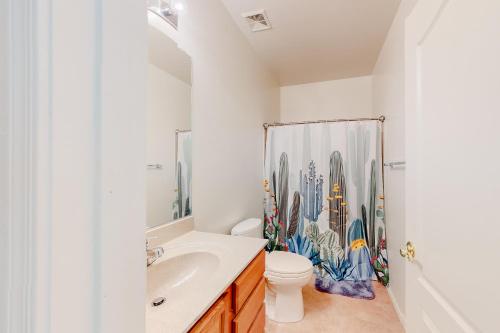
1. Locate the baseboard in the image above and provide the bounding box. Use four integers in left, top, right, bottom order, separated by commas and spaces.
387, 286, 406, 329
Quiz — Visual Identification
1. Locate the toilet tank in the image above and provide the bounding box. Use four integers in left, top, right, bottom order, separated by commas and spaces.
230, 218, 263, 238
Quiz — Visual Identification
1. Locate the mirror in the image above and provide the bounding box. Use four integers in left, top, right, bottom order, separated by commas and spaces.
147, 14, 192, 228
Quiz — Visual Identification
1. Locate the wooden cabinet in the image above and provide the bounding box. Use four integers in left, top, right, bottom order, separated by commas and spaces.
189, 250, 265, 333
190, 288, 232, 333
189, 298, 226, 333
233, 251, 265, 313
247, 305, 265, 333
232, 278, 265, 333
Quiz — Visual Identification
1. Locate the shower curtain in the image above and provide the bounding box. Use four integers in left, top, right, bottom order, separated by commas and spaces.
263, 120, 388, 299
173, 131, 192, 219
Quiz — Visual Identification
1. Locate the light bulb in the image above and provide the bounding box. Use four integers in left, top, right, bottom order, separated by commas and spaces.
174, 2, 184, 11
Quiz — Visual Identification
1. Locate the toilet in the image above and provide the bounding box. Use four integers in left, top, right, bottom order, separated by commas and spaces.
231, 218, 313, 323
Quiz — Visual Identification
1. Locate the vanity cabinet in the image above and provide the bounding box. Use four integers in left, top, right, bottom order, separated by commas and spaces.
189, 250, 265, 333
190, 290, 231, 333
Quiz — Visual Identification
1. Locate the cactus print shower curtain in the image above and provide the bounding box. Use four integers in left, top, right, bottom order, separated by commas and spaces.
173, 131, 192, 220
263, 120, 388, 299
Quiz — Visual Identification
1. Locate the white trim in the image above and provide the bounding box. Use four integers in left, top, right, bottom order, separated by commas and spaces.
32, 0, 53, 331
417, 278, 476, 333
0, 1, 11, 330
387, 286, 406, 330
2, 0, 38, 332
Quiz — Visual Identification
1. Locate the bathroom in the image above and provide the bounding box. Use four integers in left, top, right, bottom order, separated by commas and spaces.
2, 0, 499, 332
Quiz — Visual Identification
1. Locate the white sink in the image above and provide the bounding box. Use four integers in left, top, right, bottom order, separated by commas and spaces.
145, 231, 268, 333
147, 249, 220, 300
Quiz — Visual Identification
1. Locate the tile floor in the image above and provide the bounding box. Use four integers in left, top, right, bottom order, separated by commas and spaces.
265, 280, 404, 333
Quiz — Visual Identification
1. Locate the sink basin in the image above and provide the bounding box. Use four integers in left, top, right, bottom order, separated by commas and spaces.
148, 251, 220, 299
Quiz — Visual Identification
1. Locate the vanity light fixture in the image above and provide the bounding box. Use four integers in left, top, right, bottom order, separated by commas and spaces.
148, 0, 180, 29
174, 2, 184, 11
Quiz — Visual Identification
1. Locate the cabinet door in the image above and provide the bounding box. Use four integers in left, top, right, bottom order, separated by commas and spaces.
233, 251, 265, 313
222, 288, 233, 333
190, 299, 226, 333
232, 278, 265, 333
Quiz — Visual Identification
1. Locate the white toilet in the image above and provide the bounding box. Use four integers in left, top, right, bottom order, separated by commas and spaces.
231, 218, 313, 323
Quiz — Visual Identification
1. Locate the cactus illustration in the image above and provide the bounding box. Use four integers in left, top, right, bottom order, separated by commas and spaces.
377, 226, 384, 246
271, 171, 277, 199
300, 160, 323, 222
183, 133, 192, 205
277, 153, 289, 244
268, 131, 276, 189
348, 125, 370, 219
368, 160, 377, 255
314, 229, 347, 280
318, 230, 344, 261
329, 151, 347, 248
287, 191, 301, 238
263, 178, 283, 251
288, 230, 321, 266
320, 255, 354, 281
347, 219, 373, 280
176, 161, 183, 217
184, 197, 191, 217
372, 226, 389, 285
305, 222, 320, 250
376, 208, 385, 221
361, 204, 369, 245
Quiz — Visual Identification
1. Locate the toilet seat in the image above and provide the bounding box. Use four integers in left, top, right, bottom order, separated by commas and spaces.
265, 251, 312, 275
265, 269, 312, 280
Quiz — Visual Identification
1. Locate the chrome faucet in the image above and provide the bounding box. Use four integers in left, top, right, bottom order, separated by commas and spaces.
146, 238, 164, 267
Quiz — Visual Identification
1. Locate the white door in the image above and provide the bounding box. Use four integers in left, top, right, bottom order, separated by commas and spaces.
405, 0, 500, 332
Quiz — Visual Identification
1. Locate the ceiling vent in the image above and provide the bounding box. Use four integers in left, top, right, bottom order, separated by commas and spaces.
241, 10, 272, 32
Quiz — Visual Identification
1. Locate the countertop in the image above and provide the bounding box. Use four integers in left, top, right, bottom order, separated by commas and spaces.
146, 231, 268, 333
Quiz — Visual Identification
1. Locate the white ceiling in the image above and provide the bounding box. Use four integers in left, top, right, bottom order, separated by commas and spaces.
220, 0, 401, 86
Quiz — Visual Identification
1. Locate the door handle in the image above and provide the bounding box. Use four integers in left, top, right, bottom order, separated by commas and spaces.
400, 241, 416, 262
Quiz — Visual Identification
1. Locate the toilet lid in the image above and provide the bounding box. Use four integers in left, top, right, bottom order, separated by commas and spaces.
266, 251, 312, 275
231, 218, 262, 236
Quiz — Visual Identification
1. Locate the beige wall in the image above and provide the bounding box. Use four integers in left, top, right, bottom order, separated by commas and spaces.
177, 0, 280, 234
372, 0, 417, 324
146, 64, 191, 228
280, 76, 373, 122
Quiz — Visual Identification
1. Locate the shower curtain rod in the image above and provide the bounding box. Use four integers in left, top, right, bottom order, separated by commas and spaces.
262, 114, 387, 203
263, 115, 385, 129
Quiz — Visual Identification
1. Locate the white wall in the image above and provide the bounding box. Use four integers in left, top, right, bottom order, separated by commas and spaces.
177, 0, 280, 234
147, 64, 191, 227
372, 0, 417, 324
280, 76, 373, 122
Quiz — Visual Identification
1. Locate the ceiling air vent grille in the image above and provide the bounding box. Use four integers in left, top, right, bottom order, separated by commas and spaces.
242, 10, 272, 32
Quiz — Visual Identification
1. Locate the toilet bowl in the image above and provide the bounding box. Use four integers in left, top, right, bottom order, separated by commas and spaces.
265, 251, 312, 322
231, 218, 313, 323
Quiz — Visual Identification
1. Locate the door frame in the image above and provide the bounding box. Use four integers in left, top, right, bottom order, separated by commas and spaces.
1, 0, 40, 331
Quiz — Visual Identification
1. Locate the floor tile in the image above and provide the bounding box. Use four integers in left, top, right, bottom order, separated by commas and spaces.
265, 280, 404, 333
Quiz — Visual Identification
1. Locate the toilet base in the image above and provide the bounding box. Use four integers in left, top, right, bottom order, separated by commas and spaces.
265, 282, 305, 323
